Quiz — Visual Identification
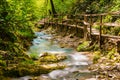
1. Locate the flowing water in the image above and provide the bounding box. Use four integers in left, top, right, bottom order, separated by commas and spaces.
13, 31, 95, 80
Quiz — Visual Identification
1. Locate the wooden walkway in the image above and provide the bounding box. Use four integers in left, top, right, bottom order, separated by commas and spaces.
38, 12, 120, 50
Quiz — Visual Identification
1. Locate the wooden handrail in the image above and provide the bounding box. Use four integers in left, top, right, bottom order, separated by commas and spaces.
93, 22, 120, 27
40, 12, 120, 50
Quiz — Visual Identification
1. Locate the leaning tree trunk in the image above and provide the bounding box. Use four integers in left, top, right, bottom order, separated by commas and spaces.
50, 0, 57, 16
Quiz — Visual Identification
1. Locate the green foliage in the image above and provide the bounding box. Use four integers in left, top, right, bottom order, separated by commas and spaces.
20, 59, 34, 65
38, 0, 76, 17
107, 48, 116, 59
77, 41, 99, 52
0, 55, 3, 60
111, 0, 120, 11
77, 41, 89, 51
39, 52, 67, 62
29, 53, 39, 60
93, 25, 100, 30
69, 0, 120, 14
0, 0, 36, 53
53, 0, 76, 14
103, 15, 113, 22
93, 51, 101, 63
112, 27, 120, 36
0, 60, 6, 67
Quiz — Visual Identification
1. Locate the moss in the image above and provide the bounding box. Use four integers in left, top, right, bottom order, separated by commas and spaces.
0, 60, 6, 67
93, 25, 100, 30
77, 41, 98, 51
112, 27, 120, 36
0, 69, 3, 75
1, 55, 66, 77
0, 55, 3, 60
18, 67, 31, 76
20, 59, 35, 65
29, 53, 39, 60
107, 48, 117, 59
39, 52, 67, 62
0, 76, 11, 80
3, 67, 20, 77
103, 15, 113, 22
2, 63, 65, 77
93, 51, 101, 63
77, 41, 90, 51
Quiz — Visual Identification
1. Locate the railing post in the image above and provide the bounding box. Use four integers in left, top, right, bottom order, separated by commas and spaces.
44, 14, 46, 28
116, 40, 120, 54
84, 15, 88, 40
62, 13, 63, 25
60, 13, 63, 32
99, 15, 103, 49
56, 14, 58, 30
90, 14, 93, 39
75, 15, 78, 34
51, 15, 53, 27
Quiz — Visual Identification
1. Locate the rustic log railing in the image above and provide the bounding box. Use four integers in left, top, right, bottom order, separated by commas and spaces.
39, 12, 120, 50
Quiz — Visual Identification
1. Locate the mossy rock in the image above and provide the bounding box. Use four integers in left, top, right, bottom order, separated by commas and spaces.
0, 52, 67, 77
107, 48, 116, 59
93, 51, 101, 63
18, 67, 32, 76
29, 53, 39, 60
1, 61, 66, 77
40, 62, 66, 70
3, 67, 20, 77
39, 52, 67, 62
0, 76, 10, 80
0, 69, 3, 75
77, 41, 90, 51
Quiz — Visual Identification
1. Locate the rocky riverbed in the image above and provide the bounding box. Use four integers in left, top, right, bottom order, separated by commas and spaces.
40, 26, 120, 80
9, 30, 95, 80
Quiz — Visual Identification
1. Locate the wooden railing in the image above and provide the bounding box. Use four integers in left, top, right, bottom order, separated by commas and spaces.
40, 12, 120, 49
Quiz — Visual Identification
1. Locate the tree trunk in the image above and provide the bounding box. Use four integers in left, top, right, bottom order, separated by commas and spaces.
50, 0, 57, 16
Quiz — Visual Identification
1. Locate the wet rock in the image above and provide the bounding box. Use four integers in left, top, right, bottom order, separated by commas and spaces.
38, 75, 51, 80
40, 62, 66, 70
20, 76, 32, 80
116, 63, 120, 71
39, 52, 49, 57
39, 52, 67, 62
86, 78, 96, 80
69, 34, 74, 38
48, 70, 70, 79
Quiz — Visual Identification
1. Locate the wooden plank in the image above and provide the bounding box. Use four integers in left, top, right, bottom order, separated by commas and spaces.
99, 15, 102, 49
90, 15, 93, 38
84, 15, 88, 40
42, 12, 120, 44
92, 33, 120, 39
103, 23, 120, 27
93, 22, 120, 27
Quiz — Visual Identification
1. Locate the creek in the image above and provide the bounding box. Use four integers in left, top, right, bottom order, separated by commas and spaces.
13, 31, 95, 80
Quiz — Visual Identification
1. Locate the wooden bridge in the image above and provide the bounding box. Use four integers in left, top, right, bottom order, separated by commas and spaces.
38, 12, 120, 52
